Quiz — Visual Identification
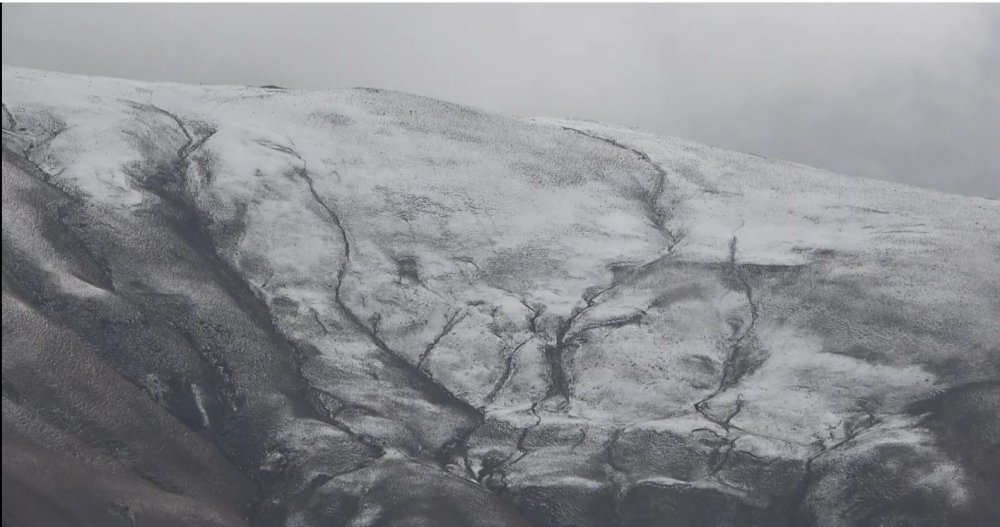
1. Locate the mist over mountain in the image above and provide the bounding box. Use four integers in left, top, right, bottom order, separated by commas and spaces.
3, 66, 998, 527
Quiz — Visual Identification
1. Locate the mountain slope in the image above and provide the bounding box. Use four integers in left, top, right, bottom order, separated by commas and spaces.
3, 66, 998, 526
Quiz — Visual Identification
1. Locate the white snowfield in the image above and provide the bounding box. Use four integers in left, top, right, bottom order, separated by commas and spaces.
3, 65, 998, 527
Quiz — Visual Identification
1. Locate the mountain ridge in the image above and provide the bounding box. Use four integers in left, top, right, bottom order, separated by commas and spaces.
5, 64, 987, 199
3, 65, 998, 526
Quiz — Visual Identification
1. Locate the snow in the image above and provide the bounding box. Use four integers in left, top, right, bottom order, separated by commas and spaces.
4, 65, 997, 525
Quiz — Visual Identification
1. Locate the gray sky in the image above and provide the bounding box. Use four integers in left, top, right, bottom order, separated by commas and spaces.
3, 3, 998, 197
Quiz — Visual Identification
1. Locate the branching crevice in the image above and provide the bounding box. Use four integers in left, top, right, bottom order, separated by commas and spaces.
566, 310, 645, 344
789, 413, 881, 522
561, 126, 685, 251
120, 107, 252, 428
259, 161, 506, 506
520, 300, 545, 336
6, 103, 361, 518
708, 437, 739, 478
537, 287, 606, 408
307, 385, 388, 456
695, 234, 761, 429
294, 160, 480, 420
310, 308, 330, 335
417, 308, 468, 372
2, 104, 69, 179
3, 143, 117, 292
696, 394, 746, 433
258, 142, 487, 478
485, 337, 533, 405
604, 426, 631, 525
504, 403, 543, 469
519, 280, 652, 411
467, 403, 545, 492
729, 235, 759, 343
604, 426, 629, 476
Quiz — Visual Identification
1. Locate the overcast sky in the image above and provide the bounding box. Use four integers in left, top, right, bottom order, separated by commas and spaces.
3, 3, 998, 197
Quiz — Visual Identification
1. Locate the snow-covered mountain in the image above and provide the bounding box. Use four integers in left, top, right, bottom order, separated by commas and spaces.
3, 66, 998, 526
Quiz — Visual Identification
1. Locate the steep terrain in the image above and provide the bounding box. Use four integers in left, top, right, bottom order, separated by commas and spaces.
2, 66, 998, 526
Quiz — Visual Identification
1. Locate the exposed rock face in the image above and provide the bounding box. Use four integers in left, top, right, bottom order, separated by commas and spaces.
2, 66, 998, 526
